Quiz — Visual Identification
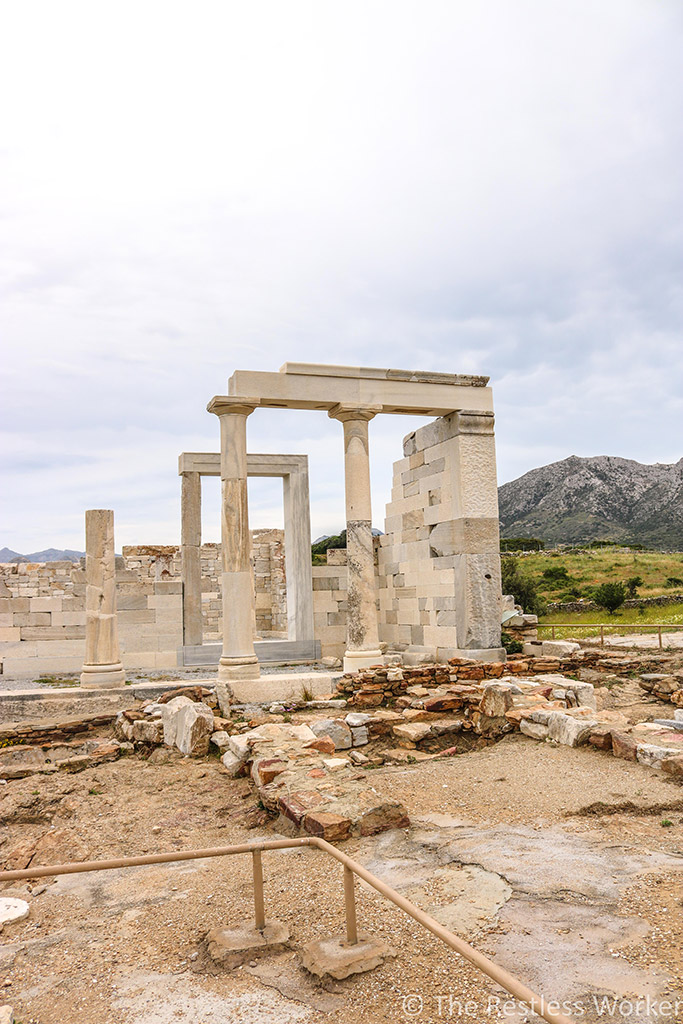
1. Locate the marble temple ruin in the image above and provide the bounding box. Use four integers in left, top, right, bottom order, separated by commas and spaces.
0, 363, 505, 690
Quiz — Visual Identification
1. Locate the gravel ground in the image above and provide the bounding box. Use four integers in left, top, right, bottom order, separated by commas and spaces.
1, 720, 682, 1024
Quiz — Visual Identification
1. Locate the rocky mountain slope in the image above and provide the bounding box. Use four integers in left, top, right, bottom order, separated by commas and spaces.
498, 455, 683, 549
0, 547, 84, 563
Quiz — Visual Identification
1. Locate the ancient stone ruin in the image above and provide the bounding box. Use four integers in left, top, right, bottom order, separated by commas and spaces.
1, 362, 506, 693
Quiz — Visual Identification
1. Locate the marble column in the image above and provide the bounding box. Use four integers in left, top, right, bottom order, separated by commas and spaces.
328, 404, 383, 673
80, 509, 126, 689
180, 471, 203, 647
207, 396, 261, 681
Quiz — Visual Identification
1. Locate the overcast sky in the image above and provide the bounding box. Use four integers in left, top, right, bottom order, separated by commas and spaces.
2, 0, 682, 553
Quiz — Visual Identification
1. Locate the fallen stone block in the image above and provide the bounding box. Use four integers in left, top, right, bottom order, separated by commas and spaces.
220, 750, 245, 777
345, 712, 372, 728
612, 732, 638, 761
547, 712, 597, 747
392, 722, 432, 745
278, 790, 325, 827
0, 897, 29, 928
303, 736, 336, 754
588, 725, 614, 751
541, 640, 581, 658
520, 720, 549, 741
251, 757, 289, 787
131, 719, 164, 744
160, 695, 195, 747
480, 684, 514, 718
636, 743, 682, 770
175, 702, 215, 756
303, 810, 352, 841
566, 682, 596, 710
210, 730, 231, 752
661, 754, 683, 780
351, 726, 369, 746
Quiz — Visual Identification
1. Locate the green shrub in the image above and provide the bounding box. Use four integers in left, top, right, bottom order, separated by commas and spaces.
593, 582, 626, 615
501, 556, 546, 616
500, 631, 523, 655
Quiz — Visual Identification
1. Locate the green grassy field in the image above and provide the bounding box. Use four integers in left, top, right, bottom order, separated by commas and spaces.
537, 600, 683, 641
516, 548, 683, 603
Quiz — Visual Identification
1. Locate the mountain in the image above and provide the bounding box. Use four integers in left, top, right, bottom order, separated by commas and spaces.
0, 548, 22, 562
498, 456, 683, 550
0, 547, 84, 563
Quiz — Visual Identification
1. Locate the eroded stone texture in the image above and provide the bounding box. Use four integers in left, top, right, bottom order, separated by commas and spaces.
180, 471, 202, 646
328, 405, 382, 672
80, 509, 126, 689
378, 410, 504, 662
207, 397, 261, 683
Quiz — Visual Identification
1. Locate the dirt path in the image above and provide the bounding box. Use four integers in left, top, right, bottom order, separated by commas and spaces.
1, 729, 682, 1024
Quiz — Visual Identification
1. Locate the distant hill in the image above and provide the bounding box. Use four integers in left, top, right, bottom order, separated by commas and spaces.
498, 455, 683, 550
0, 547, 84, 563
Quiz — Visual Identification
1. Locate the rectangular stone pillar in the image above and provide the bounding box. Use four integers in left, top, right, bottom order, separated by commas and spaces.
180, 470, 203, 647
448, 411, 503, 651
207, 396, 261, 682
283, 462, 315, 646
80, 509, 126, 688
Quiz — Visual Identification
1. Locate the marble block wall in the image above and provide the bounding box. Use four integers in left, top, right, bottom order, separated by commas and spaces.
377, 412, 503, 661
0, 531, 288, 678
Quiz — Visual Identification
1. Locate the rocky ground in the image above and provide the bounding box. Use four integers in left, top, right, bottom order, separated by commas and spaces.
1, 657, 682, 1024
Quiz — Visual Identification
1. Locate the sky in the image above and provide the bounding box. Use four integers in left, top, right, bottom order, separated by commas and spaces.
2, 0, 682, 553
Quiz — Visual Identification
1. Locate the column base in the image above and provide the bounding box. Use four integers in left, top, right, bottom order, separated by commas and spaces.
343, 649, 384, 674
80, 663, 127, 689
217, 655, 261, 682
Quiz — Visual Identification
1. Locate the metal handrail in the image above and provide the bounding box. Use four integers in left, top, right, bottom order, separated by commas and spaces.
537, 622, 683, 647
0, 837, 576, 1024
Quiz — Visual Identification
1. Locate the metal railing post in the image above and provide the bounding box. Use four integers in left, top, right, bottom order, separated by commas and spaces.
600, 624, 604, 646
344, 865, 358, 945
252, 849, 266, 930
658, 624, 662, 649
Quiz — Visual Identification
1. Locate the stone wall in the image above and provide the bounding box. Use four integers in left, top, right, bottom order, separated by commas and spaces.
0, 530, 287, 679
377, 413, 502, 661
311, 554, 348, 662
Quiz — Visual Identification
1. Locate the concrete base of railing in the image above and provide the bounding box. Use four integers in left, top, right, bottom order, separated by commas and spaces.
301, 931, 394, 979
206, 918, 291, 968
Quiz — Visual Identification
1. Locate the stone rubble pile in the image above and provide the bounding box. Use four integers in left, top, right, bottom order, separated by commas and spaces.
221, 721, 410, 840
638, 671, 683, 706
0, 710, 128, 780
0, 736, 126, 780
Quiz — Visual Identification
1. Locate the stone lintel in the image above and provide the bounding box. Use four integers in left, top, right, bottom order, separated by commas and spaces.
280, 362, 489, 386
228, 368, 494, 416
178, 452, 308, 477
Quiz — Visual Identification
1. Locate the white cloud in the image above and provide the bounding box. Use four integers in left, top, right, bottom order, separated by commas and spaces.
1, 0, 682, 550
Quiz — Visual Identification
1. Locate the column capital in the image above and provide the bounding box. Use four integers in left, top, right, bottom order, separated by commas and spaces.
207, 395, 260, 418
328, 403, 382, 423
